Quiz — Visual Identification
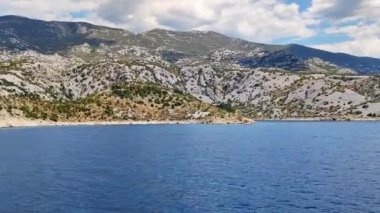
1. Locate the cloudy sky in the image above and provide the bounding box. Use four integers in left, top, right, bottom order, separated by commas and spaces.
0, 0, 379, 57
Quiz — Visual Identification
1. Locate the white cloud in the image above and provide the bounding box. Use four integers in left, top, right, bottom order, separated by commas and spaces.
0, 0, 98, 20
313, 22, 380, 57
193, 1, 317, 42
307, 0, 380, 57
313, 39, 380, 58
306, 0, 380, 20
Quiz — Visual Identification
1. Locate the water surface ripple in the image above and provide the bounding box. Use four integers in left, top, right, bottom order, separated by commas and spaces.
0, 122, 379, 212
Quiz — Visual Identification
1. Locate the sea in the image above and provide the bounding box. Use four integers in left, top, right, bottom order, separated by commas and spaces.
0, 122, 379, 212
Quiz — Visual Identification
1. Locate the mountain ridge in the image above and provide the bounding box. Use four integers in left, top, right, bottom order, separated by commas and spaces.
1, 15, 380, 74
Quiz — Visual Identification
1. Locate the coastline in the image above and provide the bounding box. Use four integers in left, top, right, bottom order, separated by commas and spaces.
256, 117, 380, 122
2, 117, 380, 129
0, 118, 254, 129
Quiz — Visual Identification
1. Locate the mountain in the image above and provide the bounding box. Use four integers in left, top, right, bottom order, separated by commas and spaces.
0, 15, 122, 53
1, 15, 380, 74
285, 44, 380, 75
0, 16, 379, 123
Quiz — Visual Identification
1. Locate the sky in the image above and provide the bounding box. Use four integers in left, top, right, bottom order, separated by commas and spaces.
0, 0, 379, 57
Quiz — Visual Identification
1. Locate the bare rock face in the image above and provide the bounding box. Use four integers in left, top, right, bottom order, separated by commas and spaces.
1, 49, 379, 120
0, 16, 380, 120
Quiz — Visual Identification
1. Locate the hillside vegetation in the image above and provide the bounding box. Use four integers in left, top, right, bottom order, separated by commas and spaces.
0, 82, 247, 123
0, 16, 379, 122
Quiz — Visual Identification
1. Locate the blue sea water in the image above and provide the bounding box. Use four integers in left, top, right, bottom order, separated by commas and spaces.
0, 122, 379, 212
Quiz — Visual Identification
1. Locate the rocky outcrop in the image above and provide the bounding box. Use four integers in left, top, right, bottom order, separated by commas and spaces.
0, 50, 379, 120
0, 16, 379, 121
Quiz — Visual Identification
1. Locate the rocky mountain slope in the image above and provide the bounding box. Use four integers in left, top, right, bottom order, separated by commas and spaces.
0, 16, 379, 122
2, 15, 380, 75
